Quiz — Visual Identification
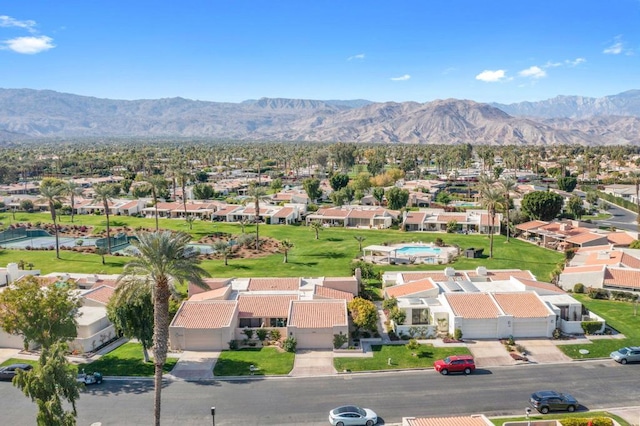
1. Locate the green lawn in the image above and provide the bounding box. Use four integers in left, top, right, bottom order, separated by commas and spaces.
558, 295, 640, 359
77, 342, 177, 376
333, 343, 471, 372
490, 412, 629, 426
0, 358, 39, 368
0, 212, 564, 281
213, 347, 294, 376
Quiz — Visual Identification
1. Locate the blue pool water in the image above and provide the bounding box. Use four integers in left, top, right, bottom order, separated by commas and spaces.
395, 246, 441, 255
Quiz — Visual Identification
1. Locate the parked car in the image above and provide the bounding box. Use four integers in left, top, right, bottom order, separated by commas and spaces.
76, 369, 103, 385
530, 390, 579, 414
328, 405, 377, 426
610, 346, 640, 364
433, 355, 475, 375
0, 363, 33, 381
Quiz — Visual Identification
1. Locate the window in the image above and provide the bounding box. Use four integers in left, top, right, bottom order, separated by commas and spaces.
411, 308, 429, 325
239, 318, 261, 328
269, 318, 287, 327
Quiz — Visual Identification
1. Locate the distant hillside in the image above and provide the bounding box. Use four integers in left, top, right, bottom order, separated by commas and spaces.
1, 88, 639, 145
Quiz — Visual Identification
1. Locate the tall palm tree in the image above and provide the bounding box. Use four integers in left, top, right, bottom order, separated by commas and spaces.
146, 175, 167, 231
354, 235, 366, 254
176, 168, 191, 227
280, 239, 294, 263
39, 178, 66, 259
480, 186, 505, 259
499, 178, 518, 242
93, 184, 116, 254
117, 231, 209, 426
65, 180, 84, 223
246, 182, 267, 251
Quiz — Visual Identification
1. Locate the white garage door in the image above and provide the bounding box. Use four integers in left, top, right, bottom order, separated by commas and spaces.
295, 329, 333, 349
461, 319, 498, 339
0, 331, 24, 349
185, 330, 225, 351
513, 320, 548, 338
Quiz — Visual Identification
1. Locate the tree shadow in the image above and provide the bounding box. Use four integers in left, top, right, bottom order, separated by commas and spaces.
326, 237, 344, 242
307, 251, 347, 259
288, 261, 319, 267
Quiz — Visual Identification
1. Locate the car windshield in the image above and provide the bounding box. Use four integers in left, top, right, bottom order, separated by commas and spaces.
619, 348, 629, 355
335, 406, 364, 416
443, 357, 451, 364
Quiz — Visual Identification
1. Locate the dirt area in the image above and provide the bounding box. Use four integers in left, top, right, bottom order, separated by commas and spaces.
197, 233, 281, 260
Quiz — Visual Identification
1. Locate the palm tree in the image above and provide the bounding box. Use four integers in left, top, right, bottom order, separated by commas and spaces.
246, 182, 267, 251
354, 235, 366, 254
480, 186, 505, 259
65, 180, 84, 223
310, 220, 323, 240
117, 231, 209, 426
146, 175, 167, 231
176, 168, 191, 227
93, 184, 116, 254
499, 178, 518, 242
39, 178, 66, 259
212, 240, 232, 266
280, 239, 294, 263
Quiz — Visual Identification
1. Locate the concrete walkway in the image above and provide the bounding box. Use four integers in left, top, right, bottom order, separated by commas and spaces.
289, 350, 335, 377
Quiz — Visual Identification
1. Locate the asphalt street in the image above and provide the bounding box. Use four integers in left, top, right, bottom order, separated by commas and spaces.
1, 360, 639, 425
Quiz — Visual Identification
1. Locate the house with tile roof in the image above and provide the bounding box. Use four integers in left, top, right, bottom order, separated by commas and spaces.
306, 206, 400, 229
402, 414, 492, 426
401, 208, 502, 234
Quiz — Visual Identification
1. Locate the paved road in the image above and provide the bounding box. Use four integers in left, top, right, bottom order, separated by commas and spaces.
575, 189, 638, 232
1, 360, 640, 425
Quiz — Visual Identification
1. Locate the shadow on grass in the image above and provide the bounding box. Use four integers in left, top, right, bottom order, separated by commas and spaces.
326, 237, 344, 242
78, 357, 177, 377
287, 261, 319, 267
307, 251, 347, 259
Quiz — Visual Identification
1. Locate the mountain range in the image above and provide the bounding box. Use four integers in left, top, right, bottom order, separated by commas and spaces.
1, 88, 640, 146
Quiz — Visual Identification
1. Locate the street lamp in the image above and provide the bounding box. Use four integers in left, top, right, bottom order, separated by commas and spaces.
525, 407, 531, 426
211, 406, 215, 426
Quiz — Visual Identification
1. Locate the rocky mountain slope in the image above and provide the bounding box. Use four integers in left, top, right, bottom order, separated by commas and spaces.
1, 88, 639, 145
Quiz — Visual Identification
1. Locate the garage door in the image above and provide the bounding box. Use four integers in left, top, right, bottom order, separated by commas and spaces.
295, 329, 333, 349
461, 319, 498, 339
513, 320, 548, 338
185, 330, 225, 351
0, 331, 24, 349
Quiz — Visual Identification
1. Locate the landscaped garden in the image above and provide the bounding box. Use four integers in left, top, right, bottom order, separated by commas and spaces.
212, 347, 295, 376
490, 411, 629, 426
76, 342, 178, 377
333, 342, 471, 372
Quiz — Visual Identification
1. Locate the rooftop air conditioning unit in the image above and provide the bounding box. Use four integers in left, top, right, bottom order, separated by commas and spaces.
444, 267, 456, 277
476, 266, 487, 276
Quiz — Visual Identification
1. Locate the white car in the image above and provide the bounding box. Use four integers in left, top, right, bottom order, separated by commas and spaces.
329, 405, 377, 426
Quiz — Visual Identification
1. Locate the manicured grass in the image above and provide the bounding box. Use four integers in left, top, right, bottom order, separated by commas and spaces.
0, 358, 39, 368
1, 212, 564, 281
333, 343, 471, 372
557, 295, 640, 359
77, 342, 177, 376
213, 347, 294, 376
490, 412, 629, 426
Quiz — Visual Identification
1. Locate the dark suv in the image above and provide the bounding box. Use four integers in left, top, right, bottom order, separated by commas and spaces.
530, 390, 579, 414
433, 355, 475, 375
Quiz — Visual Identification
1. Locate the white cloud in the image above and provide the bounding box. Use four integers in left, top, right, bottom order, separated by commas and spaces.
544, 61, 563, 68
566, 57, 586, 66
475, 69, 507, 82
390, 74, 410, 81
519, 66, 546, 79
2, 36, 55, 54
0, 15, 37, 32
347, 53, 365, 61
604, 42, 623, 55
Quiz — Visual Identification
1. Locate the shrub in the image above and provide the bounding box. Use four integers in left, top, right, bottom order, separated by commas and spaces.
228, 340, 238, 350
389, 307, 406, 325
573, 283, 585, 294
434, 237, 444, 247
560, 417, 613, 426
454, 328, 463, 340
242, 328, 255, 340
406, 338, 420, 351
269, 329, 281, 342
382, 297, 398, 311
552, 328, 562, 339
507, 335, 515, 346
255, 328, 269, 341
333, 333, 348, 349
282, 337, 297, 353
581, 321, 602, 335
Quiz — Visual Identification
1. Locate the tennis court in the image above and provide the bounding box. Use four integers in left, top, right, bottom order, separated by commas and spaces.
0, 236, 99, 249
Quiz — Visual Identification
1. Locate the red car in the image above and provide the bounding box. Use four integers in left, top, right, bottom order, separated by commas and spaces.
433, 355, 475, 375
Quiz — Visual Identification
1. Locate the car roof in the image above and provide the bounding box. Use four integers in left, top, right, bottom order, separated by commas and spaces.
533, 390, 561, 397
449, 355, 474, 360
333, 405, 362, 413
6, 363, 32, 369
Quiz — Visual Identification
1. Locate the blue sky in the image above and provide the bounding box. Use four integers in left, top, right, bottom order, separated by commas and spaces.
2, 1, 639, 104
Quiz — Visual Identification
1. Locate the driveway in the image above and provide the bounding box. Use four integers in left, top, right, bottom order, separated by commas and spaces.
289, 350, 335, 377
169, 351, 219, 380
517, 339, 572, 364
466, 340, 516, 367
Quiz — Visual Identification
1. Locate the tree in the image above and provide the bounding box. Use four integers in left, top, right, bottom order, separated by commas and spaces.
146, 175, 168, 231
280, 239, 294, 263
39, 178, 66, 259
212, 240, 232, 266
14, 342, 81, 426
0, 275, 81, 350
192, 183, 215, 200
385, 187, 409, 210
246, 182, 267, 251
521, 191, 564, 221
351, 172, 372, 193
64, 181, 84, 223
302, 177, 322, 202
347, 297, 378, 332
557, 176, 578, 192
567, 195, 585, 219
20, 199, 34, 212
330, 142, 356, 171
270, 178, 283, 193
372, 187, 385, 206
93, 184, 116, 254
310, 220, 323, 240
107, 284, 154, 363
586, 191, 599, 209
480, 186, 505, 259
499, 178, 518, 242
329, 188, 347, 206
330, 173, 350, 192
118, 231, 210, 426
354, 235, 366, 254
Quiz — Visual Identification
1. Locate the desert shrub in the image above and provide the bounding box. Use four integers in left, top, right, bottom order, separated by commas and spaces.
406, 338, 420, 351
454, 328, 463, 340
581, 321, 602, 335
255, 328, 269, 341
588, 288, 609, 300
282, 337, 297, 353
269, 329, 281, 341
560, 417, 613, 426
228, 340, 238, 350
242, 328, 254, 340
382, 297, 398, 311
552, 328, 562, 339
389, 307, 406, 325
573, 283, 585, 294
333, 333, 348, 349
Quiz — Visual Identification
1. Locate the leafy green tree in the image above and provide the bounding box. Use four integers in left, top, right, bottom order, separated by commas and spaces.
521, 191, 564, 221
212, 240, 232, 266
192, 183, 215, 200
0, 275, 81, 350
330, 142, 356, 171
270, 178, 283, 193
280, 239, 294, 263
194, 170, 209, 182
630, 240, 640, 249
567, 195, 585, 219
557, 176, 578, 192
385, 187, 409, 210
330, 173, 350, 191
351, 172, 372, 192
586, 191, 599, 209
14, 342, 81, 426
372, 187, 385, 206
107, 284, 154, 363
367, 156, 386, 176
39, 178, 66, 259
302, 177, 322, 201
347, 297, 378, 332
330, 188, 347, 206
310, 220, 323, 240
435, 191, 451, 205
118, 231, 210, 426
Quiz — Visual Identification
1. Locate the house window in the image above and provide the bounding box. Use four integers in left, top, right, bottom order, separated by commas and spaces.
269, 318, 287, 327
412, 308, 429, 325
239, 318, 261, 328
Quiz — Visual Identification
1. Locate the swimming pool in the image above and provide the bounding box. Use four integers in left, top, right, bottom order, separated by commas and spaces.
395, 246, 442, 255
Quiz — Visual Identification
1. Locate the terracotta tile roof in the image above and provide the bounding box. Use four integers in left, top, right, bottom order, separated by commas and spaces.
82, 285, 115, 305
584, 250, 624, 265
607, 232, 636, 246
188, 278, 231, 297
493, 292, 551, 318
515, 220, 548, 231
314, 285, 354, 301
238, 294, 297, 318
565, 232, 608, 244
348, 209, 379, 219
604, 268, 640, 289
400, 271, 464, 283
466, 270, 534, 281
517, 278, 565, 294
480, 213, 493, 226
119, 200, 139, 209
445, 293, 500, 319
436, 214, 467, 223
315, 207, 350, 218
247, 278, 300, 291
188, 287, 230, 301
562, 265, 606, 274
76, 277, 117, 288
576, 244, 613, 252
385, 278, 436, 298
620, 252, 640, 269
212, 205, 241, 216
171, 300, 237, 328
405, 416, 490, 426
288, 300, 347, 328
404, 212, 427, 225
272, 207, 294, 218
